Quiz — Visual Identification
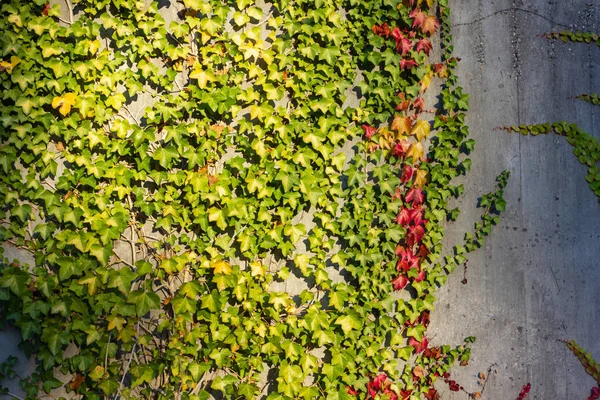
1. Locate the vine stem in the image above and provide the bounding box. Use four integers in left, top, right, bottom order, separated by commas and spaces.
3, 393, 25, 400
61, 0, 74, 25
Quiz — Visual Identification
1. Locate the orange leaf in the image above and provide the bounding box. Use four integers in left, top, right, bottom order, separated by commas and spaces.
422, 16, 439, 36
412, 365, 424, 378
391, 115, 413, 136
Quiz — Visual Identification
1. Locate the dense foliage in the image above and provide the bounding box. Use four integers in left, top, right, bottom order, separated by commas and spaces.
0, 0, 506, 398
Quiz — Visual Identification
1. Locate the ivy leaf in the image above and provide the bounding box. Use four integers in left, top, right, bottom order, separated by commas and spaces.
212, 260, 232, 275
411, 120, 431, 141
208, 207, 228, 230
128, 290, 161, 317
190, 66, 215, 89
0, 268, 30, 297
106, 93, 126, 111
391, 115, 412, 136
284, 223, 306, 244
335, 311, 362, 335
11, 204, 32, 222
171, 295, 197, 314
407, 142, 425, 161
210, 348, 233, 368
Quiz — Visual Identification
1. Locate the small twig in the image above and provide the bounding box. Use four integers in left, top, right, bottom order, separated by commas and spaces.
3, 393, 25, 400
63, 0, 74, 24
123, 105, 140, 125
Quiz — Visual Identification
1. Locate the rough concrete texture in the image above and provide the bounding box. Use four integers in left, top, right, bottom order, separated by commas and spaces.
429, 0, 600, 398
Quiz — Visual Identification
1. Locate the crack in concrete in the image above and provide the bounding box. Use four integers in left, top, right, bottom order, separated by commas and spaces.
451, 7, 573, 29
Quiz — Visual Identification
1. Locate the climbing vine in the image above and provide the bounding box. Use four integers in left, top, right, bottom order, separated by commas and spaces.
502, 28, 599, 400
0, 0, 505, 399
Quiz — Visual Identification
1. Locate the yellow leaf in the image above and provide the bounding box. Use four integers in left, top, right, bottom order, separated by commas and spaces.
52, 93, 78, 116
199, 30, 211, 44
212, 260, 232, 275
407, 142, 425, 162
89, 39, 101, 55
250, 261, 265, 277
391, 115, 412, 136
0, 56, 20, 74
411, 120, 430, 141
420, 72, 432, 91
107, 315, 126, 331
189, 66, 214, 89
414, 169, 427, 187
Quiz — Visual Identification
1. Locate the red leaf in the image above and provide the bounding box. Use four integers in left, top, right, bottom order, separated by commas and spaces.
391, 27, 403, 42
416, 38, 432, 55
392, 139, 410, 157
413, 97, 425, 113
347, 386, 358, 396
410, 206, 424, 226
362, 124, 377, 139
406, 187, 424, 206
416, 270, 426, 282
407, 225, 425, 246
400, 59, 419, 70
396, 36, 412, 55
401, 389, 413, 400
410, 9, 427, 29
396, 207, 411, 226
392, 274, 408, 290
425, 388, 440, 400
373, 373, 387, 390
42, 3, 50, 15
373, 23, 391, 37
401, 165, 415, 183
516, 383, 531, 400
409, 336, 428, 353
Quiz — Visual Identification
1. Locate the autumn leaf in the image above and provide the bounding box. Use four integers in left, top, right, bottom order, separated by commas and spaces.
391, 274, 408, 290
413, 97, 425, 113
212, 260, 232, 275
51, 93, 78, 116
0, 56, 20, 74
422, 16, 440, 36
410, 9, 427, 29
407, 142, 425, 161
413, 365, 425, 378
406, 187, 424, 205
411, 120, 430, 141
400, 59, 418, 70
391, 28, 412, 55
69, 374, 85, 390
409, 336, 428, 353
391, 115, 412, 136
393, 139, 411, 158
401, 165, 415, 183
414, 169, 427, 187
416, 38, 432, 55
361, 124, 377, 139
420, 72, 432, 91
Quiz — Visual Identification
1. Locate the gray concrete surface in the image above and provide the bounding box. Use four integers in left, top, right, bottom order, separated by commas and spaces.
429, 0, 600, 398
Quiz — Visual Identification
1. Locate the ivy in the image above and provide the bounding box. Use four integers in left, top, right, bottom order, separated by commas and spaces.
0, 0, 505, 399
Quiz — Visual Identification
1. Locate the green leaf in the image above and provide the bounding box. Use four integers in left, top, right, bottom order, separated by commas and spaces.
335, 311, 362, 335
128, 290, 161, 317
284, 223, 306, 244
0, 268, 30, 297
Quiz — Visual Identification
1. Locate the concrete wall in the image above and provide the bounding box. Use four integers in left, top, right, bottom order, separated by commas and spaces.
429, 0, 600, 398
